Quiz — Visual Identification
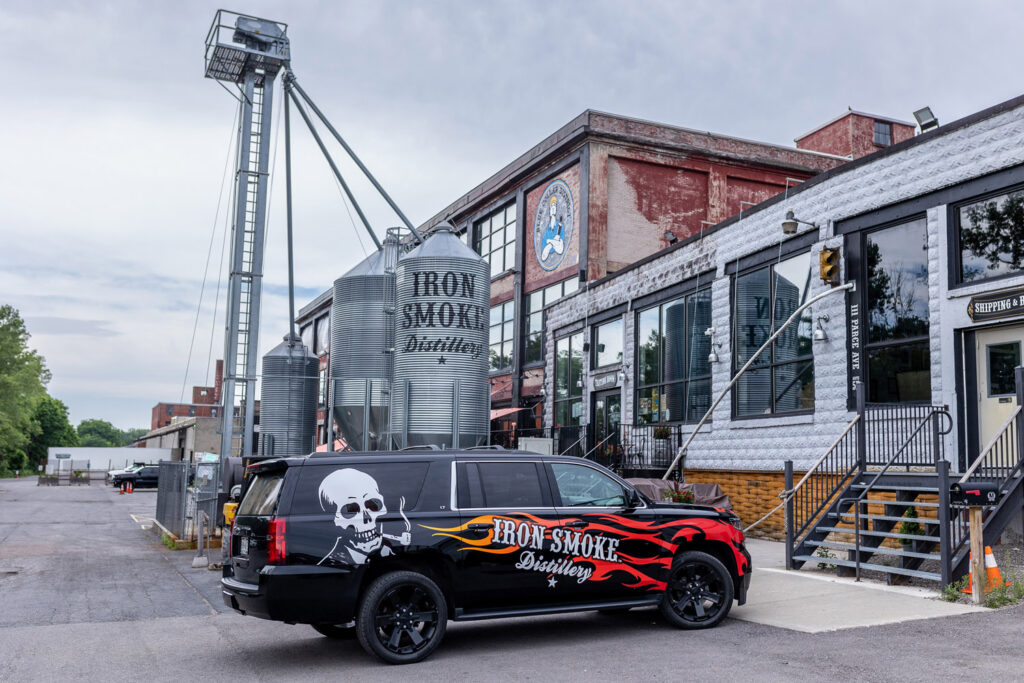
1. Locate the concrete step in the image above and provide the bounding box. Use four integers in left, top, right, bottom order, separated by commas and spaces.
815, 525, 941, 543
805, 539, 941, 562
792, 555, 941, 582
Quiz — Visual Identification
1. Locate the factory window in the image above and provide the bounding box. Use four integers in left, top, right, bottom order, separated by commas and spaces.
489, 301, 515, 371
166, 405, 173, 416
733, 252, 814, 417
873, 121, 892, 146
315, 314, 331, 356
300, 323, 314, 352
554, 331, 585, 426
593, 318, 623, 368
864, 218, 930, 402
318, 367, 328, 406
188, 406, 196, 417
635, 289, 712, 424
476, 202, 517, 276
524, 277, 580, 364
956, 185, 1024, 284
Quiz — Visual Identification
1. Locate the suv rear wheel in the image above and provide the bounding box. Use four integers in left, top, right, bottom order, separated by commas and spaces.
356, 571, 448, 664
659, 551, 733, 629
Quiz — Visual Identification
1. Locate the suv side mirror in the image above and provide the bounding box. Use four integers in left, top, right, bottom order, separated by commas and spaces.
625, 488, 642, 509
230, 484, 242, 502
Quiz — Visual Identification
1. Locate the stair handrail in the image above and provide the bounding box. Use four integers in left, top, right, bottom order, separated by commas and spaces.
841, 405, 952, 580
582, 431, 616, 461
958, 405, 1022, 484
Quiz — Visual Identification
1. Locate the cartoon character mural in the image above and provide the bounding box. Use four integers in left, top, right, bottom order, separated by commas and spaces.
532, 179, 575, 272
317, 468, 412, 566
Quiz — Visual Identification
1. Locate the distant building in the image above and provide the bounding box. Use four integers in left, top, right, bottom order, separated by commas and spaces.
135, 417, 221, 463
795, 110, 915, 159
150, 360, 223, 430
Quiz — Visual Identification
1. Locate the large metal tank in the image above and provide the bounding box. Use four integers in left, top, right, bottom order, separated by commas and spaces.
259, 332, 318, 457
330, 233, 399, 451
391, 222, 490, 449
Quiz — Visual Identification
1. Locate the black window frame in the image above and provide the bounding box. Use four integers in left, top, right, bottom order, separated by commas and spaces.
873, 120, 892, 146
523, 278, 580, 366
475, 202, 517, 277
592, 317, 624, 370
634, 285, 713, 425
951, 180, 1024, 288
455, 461, 551, 509
489, 300, 515, 372
554, 330, 585, 426
731, 251, 816, 419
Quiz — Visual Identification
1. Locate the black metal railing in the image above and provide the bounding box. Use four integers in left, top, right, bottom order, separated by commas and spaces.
864, 402, 945, 467
785, 415, 861, 566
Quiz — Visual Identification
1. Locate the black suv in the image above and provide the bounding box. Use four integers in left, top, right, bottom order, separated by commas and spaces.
222, 450, 751, 664
110, 465, 160, 489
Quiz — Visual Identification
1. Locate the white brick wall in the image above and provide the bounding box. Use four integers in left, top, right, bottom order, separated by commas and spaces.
545, 98, 1024, 472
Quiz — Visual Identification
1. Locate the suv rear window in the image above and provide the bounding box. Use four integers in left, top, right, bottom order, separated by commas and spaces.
290, 463, 430, 515
457, 462, 546, 508
238, 473, 285, 516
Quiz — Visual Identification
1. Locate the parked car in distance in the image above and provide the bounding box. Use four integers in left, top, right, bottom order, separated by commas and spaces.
110, 465, 160, 489
221, 449, 751, 664
106, 463, 145, 485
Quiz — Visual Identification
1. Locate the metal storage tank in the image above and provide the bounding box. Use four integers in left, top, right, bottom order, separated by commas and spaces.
391, 222, 490, 449
259, 332, 319, 457
330, 233, 399, 451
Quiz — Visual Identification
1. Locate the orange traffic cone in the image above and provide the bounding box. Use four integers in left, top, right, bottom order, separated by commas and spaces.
127, 480, 134, 494
962, 546, 1011, 594
120, 481, 126, 495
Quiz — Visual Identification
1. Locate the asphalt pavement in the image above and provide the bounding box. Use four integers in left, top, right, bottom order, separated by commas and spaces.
1, 476, 1023, 681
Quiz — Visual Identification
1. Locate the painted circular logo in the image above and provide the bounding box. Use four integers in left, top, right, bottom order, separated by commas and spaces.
532, 179, 574, 271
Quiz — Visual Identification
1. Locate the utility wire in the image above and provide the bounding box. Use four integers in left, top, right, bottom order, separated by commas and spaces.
181, 103, 240, 402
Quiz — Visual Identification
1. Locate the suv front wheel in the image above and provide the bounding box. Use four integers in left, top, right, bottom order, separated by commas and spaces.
659, 551, 734, 629
356, 571, 448, 664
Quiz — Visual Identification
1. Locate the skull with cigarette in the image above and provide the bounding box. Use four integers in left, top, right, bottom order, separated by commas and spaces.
317, 468, 412, 566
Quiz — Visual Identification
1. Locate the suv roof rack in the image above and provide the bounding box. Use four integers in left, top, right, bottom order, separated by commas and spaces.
464, 445, 511, 451
399, 444, 442, 451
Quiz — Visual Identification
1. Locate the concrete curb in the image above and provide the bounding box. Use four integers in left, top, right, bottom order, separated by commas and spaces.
148, 519, 222, 551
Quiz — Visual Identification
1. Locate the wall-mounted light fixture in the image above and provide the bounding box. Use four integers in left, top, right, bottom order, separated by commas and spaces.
664, 230, 678, 245
813, 314, 830, 342
616, 369, 626, 382
913, 106, 939, 133
781, 209, 818, 235
705, 327, 723, 363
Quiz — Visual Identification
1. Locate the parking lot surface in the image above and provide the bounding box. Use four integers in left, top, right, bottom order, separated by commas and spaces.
1, 476, 1022, 681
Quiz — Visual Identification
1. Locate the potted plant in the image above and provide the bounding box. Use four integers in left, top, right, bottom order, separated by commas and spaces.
662, 486, 695, 504
898, 506, 924, 546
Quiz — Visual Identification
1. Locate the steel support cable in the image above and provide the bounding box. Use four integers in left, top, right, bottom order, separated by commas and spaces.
181, 103, 241, 401
288, 77, 424, 244
283, 82, 381, 250
662, 282, 855, 480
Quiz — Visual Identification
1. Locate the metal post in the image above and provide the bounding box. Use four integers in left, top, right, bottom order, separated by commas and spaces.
855, 381, 867, 471
784, 460, 794, 569
452, 380, 461, 449
1016, 366, 1024, 533
937, 458, 951, 586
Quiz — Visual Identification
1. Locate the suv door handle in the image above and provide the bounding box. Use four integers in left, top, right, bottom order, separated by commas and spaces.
564, 520, 587, 528
468, 523, 491, 531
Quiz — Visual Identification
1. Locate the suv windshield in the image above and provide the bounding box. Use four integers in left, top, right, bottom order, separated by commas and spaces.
239, 473, 285, 516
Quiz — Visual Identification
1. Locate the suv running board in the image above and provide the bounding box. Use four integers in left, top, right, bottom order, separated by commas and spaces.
454, 597, 661, 621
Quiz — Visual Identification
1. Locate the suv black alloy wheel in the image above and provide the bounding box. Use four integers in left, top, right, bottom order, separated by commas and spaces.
356, 571, 448, 664
660, 551, 734, 629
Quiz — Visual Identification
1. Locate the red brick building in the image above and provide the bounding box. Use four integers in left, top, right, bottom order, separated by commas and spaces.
795, 110, 915, 159
297, 108, 906, 443
150, 360, 224, 430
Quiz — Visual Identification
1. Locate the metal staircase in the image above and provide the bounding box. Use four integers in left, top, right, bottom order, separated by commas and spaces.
785, 377, 1024, 587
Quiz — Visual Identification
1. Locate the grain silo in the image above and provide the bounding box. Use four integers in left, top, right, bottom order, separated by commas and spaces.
391, 222, 490, 449
259, 332, 319, 457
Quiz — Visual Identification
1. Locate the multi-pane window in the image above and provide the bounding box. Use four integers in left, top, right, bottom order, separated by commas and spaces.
873, 120, 892, 146
315, 314, 331, 356
318, 367, 328, 406
524, 278, 580, 364
476, 202, 517, 275
957, 187, 1024, 284
734, 253, 814, 417
636, 289, 712, 424
555, 331, 585, 426
865, 218, 930, 402
300, 323, 314, 352
594, 318, 623, 368
489, 301, 515, 371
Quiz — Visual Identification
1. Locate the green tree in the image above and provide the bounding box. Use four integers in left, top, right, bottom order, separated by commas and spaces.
76, 419, 124, 447
27, 396, 79, 469
961, 193, 1024, 272
0, 306, 50, 475
121, 427, 149, 445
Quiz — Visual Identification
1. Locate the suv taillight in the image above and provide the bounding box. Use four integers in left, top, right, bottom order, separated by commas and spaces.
267, 518, 286, 565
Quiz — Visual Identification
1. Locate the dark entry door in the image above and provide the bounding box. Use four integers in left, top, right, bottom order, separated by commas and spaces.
593, 390, 622, 465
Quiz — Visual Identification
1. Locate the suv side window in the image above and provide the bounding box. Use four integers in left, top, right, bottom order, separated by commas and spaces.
550, 463, 626, 507
457, 462, 546, 508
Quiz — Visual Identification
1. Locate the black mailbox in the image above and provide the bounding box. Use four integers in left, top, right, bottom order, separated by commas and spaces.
950, 481, 1003, 507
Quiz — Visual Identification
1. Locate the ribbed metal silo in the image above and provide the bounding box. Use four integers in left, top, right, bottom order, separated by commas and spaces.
391, 222, 490, 449
259, 332, 318, 457
330, 233, 399, 451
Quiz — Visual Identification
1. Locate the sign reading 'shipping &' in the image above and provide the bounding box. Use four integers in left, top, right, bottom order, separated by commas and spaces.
967, 285, 1024, 322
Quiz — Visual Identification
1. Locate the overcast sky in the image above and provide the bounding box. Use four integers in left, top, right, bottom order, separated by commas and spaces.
2, 0, 1022, 430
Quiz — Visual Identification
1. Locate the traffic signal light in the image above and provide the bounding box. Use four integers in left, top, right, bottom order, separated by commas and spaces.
819, 248, 840, 286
